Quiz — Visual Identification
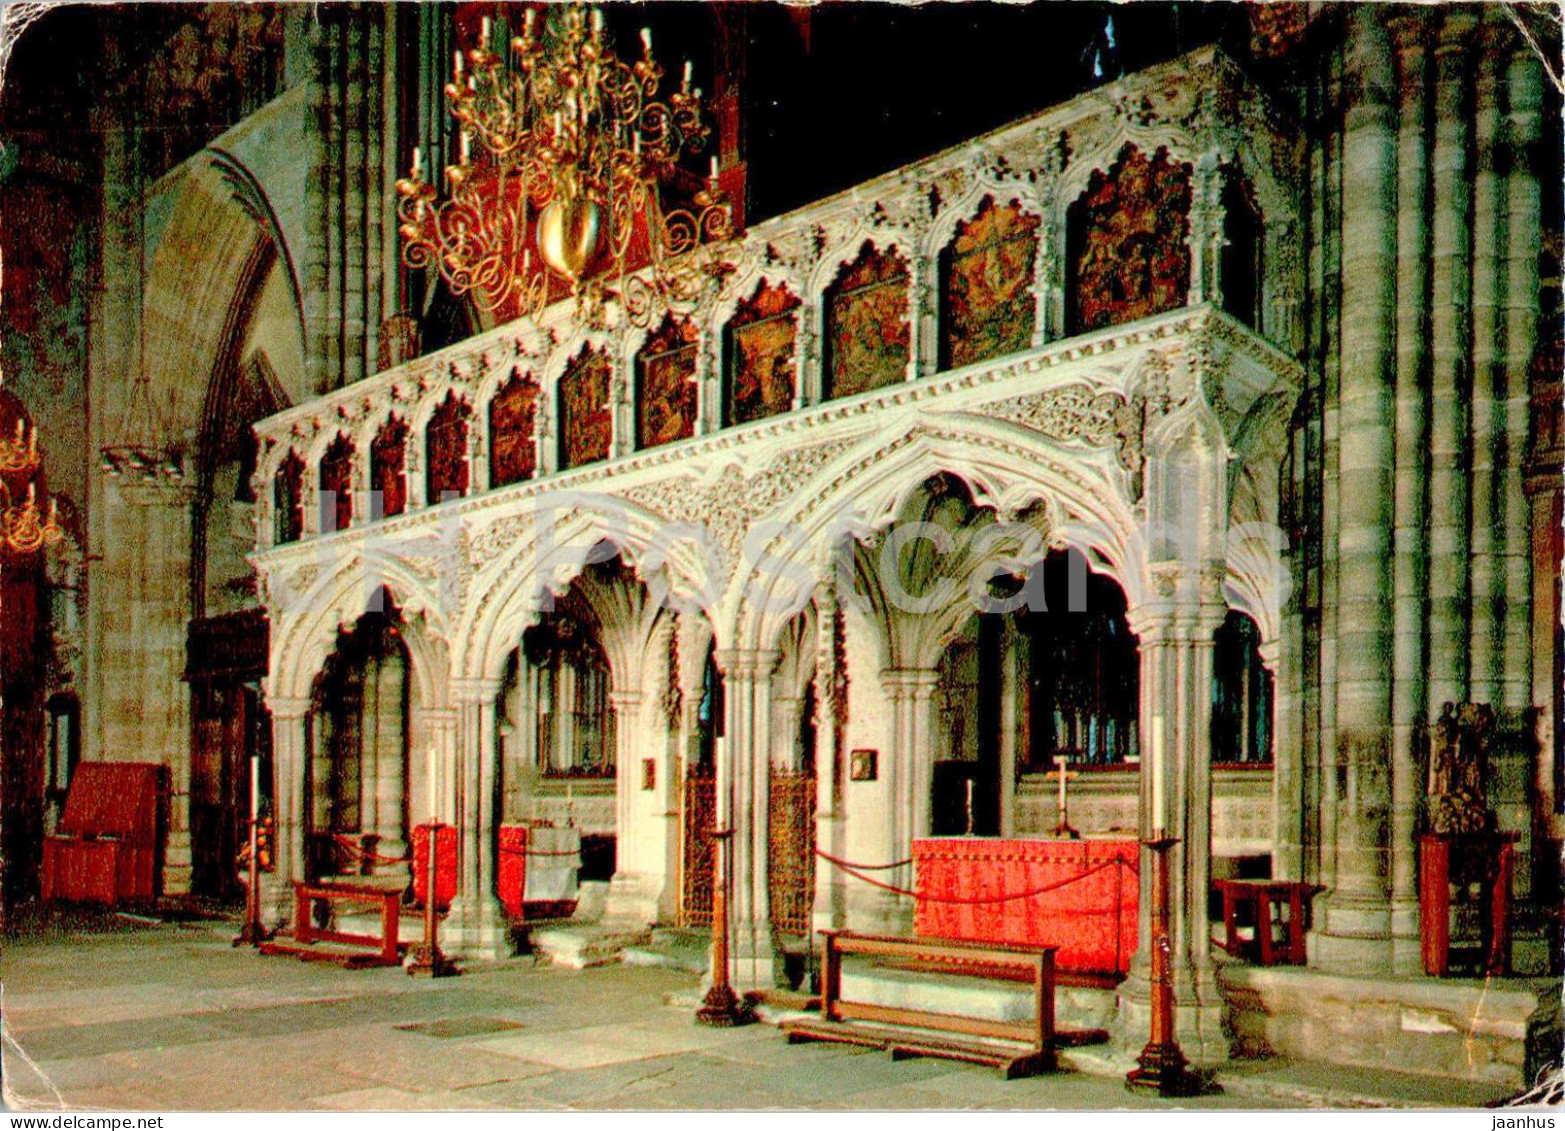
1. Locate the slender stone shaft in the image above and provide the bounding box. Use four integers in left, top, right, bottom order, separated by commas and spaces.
1316, 7, 1397, 972
1426, 12, 1477, 710
1502, 46, 1543, 712
1388, 12, 1431, 974
1468, 31, 1505, 706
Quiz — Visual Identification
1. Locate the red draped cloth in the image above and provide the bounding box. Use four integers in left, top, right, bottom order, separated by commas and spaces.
497, 825, 527, 919
411, 824, 458, 912
913, 837, 1139, 978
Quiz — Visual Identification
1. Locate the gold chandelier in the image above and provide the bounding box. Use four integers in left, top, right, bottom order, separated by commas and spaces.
0, 416, 63, 556
395, 6, 736, 329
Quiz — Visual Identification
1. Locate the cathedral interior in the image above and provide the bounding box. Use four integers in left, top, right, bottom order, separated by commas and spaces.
1, 0, 1563, 1110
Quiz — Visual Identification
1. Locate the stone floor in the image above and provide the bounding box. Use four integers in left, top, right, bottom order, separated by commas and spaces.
0, 911, 1542, 1112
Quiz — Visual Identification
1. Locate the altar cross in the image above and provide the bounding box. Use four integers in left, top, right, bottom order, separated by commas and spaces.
1047, 756, 1081, 839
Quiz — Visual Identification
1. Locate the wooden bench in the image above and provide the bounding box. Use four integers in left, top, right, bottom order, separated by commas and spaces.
258, 880, 405, 969
781, 930, 1066, 1078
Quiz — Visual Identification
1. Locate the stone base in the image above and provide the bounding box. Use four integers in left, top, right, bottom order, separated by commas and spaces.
1309, 891, 1394, 974
443, 896, 513, 961
1218, 962, 1556, 1089
1113, 967, 1231, 1068
601, 871, 661, 929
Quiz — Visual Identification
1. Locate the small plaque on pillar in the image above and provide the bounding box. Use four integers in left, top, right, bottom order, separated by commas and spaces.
850, 748, 878, 782
642, 758, 656, 791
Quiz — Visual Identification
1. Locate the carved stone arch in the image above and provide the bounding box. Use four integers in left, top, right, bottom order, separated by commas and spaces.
269, 560, 446, 708
804, 226, 917, 302
461, 499, 687, 682
923, 179, 1048, 267
736, 421, 1137, 655
1056, 122, 1202, 216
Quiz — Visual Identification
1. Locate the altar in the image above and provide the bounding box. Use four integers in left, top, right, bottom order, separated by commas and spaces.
912, 837, 1139, 979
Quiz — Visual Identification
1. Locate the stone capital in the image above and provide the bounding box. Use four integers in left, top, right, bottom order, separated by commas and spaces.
267, 696, 314, 721
449, 677, 503, 704
878, 667, 941, 698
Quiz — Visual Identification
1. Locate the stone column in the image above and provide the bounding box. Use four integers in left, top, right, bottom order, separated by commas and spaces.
1501, 43, 1543, 713
1468, 23, 1506, 706
264, 697, 312, 927
369, 649, 409, 864
1312, 7, 1398, 975
715, 647, 779, 990
603, 688, 664, 926
445, 679, 508, 958
1426, 10, 1478, 710
811, 593, 846, 933
1387, 11, 1432, 975
876, 667, 939, 932
1119, 598, 1227, 1063
911, 251, 938, 378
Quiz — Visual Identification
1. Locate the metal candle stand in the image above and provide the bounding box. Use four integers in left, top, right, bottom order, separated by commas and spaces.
407, 820, 459, 978
1124, 831, 1212, 1097
697, 828, 755, 1027
233, 754, 269, 946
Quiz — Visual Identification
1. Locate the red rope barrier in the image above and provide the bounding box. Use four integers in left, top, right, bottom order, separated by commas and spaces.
814, 851, 914, 872
331, 833, 411, 866
816, 849, 1134, 905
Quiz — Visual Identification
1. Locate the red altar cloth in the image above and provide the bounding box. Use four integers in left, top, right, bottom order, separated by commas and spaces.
411, 824, 458, 912
913, 837, 1139, 978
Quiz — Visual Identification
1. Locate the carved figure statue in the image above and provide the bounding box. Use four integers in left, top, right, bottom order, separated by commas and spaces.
1426, 700, 1495, 836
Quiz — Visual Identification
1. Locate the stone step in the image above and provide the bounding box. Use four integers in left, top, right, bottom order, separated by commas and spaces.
334, 910, 427, 945
841, 962, 1118, 1033
622, 928, 711, 974
528, 923, 650, 969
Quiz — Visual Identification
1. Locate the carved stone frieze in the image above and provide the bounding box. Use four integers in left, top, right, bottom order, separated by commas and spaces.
984, 382, 1143, 473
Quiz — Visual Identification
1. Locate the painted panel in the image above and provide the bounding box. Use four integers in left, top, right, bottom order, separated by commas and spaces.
636, 315, 699, 450
825, 242, 910, 400
488, 370, 540, 488
1071, 143, 1192, 334
273, 450, 304, 543
319, 433, 354, 532
425, 391, 471, 502
943, 197, 1040, 370
370, 416, 408, 519
558, 346, 613, 470
727, 281, 799, 426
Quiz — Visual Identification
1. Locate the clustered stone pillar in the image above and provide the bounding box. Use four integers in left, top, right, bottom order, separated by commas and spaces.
1124, 598, 1227, 1062
1311, 7, 1399, 974
715, 647, 779, 990
1302, 6, 1542, 972
264, 696, 312, 927
878, 666, 940, 932
445, 679, 508, 959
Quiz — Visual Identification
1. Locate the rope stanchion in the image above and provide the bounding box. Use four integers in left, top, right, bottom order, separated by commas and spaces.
816, 849, 1133, 905
814, 851, 913, 872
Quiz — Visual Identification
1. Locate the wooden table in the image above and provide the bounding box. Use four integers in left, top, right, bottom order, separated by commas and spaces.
1214, 879, 1320, 966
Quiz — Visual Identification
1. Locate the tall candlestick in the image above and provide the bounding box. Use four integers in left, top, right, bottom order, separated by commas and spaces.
1057, 754, 1070, 814
480, 16, 491, 42
640, 26, 652, 52
1150, 716, 1165, 828
411, 145, 422, 178
250, 753, 260, 823
709, 156, 719, 181
454, 49, 463, 77
427, 742, 438, 823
